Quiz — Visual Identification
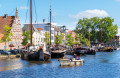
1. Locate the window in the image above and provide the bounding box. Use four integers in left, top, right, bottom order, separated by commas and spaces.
51, 36, 54, 40
41, 38, 43, 42
51, 30, 54, 34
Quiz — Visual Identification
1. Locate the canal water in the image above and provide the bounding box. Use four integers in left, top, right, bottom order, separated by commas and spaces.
0, 50, 120, 78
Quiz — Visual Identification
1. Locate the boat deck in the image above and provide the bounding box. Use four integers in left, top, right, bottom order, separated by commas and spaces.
59, 59, 84, 66
52, 50, 66, 53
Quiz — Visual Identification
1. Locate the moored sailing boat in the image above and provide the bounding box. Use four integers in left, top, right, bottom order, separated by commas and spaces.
21, 0, 50, 61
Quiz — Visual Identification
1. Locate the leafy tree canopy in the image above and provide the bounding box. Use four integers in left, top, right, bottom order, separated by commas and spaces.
76, 17, 118, 43
75, 33, 89, 46
66, 34, 74, 47
55, 33, 64, 45
21, 30, 31, 46
0, 25, 13, 43
44, 32, 50, 45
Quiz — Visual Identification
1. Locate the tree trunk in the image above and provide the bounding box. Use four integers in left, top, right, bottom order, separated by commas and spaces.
5, 40, 6, 50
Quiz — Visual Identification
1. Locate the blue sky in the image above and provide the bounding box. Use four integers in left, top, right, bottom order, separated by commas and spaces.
0, 0, 120, 34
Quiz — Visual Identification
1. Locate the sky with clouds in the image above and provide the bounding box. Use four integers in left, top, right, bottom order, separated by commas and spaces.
0, 0, 120, 34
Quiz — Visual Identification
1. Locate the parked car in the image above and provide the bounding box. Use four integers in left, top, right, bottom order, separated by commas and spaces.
0, 50, 11, 55
8, 50, 19, 54
15, 49, 22, 53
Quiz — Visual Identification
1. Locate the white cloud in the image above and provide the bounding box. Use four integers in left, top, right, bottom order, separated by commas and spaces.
20, 6, 29, 10
69, 9, 109, 19
116, 0, 120, 2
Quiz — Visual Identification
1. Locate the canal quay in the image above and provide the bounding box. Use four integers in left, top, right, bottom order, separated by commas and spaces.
0, 50, 120, 78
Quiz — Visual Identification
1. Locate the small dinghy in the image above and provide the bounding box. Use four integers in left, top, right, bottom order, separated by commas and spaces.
59, 58, 84, 66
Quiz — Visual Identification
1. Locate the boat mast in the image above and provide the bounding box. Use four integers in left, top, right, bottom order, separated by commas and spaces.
50, 0, 51, 46
101, 22, 102, 46
30, 0, 33, 45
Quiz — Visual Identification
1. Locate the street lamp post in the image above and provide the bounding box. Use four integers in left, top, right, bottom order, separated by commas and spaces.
101, 22, 102, 47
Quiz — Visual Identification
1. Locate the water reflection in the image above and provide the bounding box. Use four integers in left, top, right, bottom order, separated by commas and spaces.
0, 58, 51, 71
1, 51, 120, 78
101, 59, 109, 63
0, 58, 25, 71
59, 65, 83, 68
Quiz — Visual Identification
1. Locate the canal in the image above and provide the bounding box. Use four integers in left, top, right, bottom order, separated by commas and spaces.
0, 50, 120, 78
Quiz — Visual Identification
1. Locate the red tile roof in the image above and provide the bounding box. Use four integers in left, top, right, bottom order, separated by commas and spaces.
37, 28, 44, 31
68, 31, 72, 33
0, 16, 15, 33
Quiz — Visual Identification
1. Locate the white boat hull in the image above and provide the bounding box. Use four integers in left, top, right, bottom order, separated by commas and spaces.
59, 59, 84, 66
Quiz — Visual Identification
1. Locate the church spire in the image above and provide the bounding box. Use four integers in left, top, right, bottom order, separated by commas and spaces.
16, 7, 18, 18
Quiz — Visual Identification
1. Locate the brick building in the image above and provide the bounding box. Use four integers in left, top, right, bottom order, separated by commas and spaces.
0, 8, 22, 50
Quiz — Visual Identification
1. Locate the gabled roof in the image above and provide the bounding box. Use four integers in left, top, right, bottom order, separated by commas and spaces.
0, 16, 15, 33
68, 31, 72, 33
22, 24, 39, 32
37, 28, 44, 31
54, 27, 62, 32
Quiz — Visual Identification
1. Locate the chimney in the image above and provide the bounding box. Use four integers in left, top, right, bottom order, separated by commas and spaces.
43, 19, 45, 23
4, 14, 7, 18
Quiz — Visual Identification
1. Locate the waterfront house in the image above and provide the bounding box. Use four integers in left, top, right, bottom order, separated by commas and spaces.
105, 35, 120, 47
0, 7, 23, 50
24, 19, 55, 45
68, 31, 76, 42
54, 26, 67, 46
22, 25, 46, 50
37, 28, 46, 51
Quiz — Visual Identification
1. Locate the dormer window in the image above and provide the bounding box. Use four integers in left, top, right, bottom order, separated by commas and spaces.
4, 14, 7, 19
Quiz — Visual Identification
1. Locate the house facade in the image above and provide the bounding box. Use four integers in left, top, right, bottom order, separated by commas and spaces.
105, 35, 120, 47
22, 25, 46, 50
0, 8, 22, 50
24, 21, 55, 45
68, 31, 76, 42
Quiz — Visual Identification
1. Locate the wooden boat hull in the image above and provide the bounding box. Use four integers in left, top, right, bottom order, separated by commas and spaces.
98, 47, 114, 52
21, 49, 50, 61
86, 50, 96, 55
74, 50, 86, 56
51, 50, 66, 58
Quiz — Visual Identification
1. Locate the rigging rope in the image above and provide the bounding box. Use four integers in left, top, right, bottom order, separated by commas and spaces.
33, 0, 38, 23
9, 8, 16, 16
25, 0, 30, 23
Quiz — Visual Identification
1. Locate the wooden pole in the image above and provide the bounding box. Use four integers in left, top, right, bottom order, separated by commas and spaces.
50, 0, 51, 46
101, 22, 102, 46
30, 0, 32, 45
49, 0, 52, 60
89, 31, 90, 48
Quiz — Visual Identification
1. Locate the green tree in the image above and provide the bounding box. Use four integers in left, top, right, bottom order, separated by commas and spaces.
21, 30, 31, 46
55, 33, 64, 45
66, 34, 74, 47
76, 17, 118, 43
44, 32, 50, 45
0, 25, 13, 50
75, 33, 89, 46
